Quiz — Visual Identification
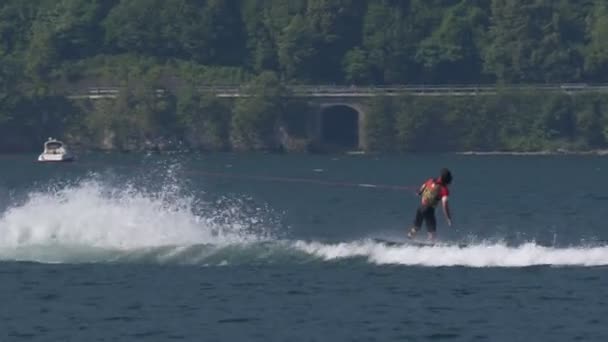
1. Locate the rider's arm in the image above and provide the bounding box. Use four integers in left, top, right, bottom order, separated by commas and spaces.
441, 196, 452, 226
417, 183, 426, 196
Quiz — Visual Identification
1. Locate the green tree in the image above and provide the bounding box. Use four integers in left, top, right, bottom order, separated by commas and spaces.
364, 97, 395, 151
584, 1, 608, 79
231, 71, 287, 151
241, 0, 279, 72
360, 1, 421, 83
414, 1, 488, 82
0, 60, 19, 124
176, 86, 231, 150
84, 79, 174, 151
277, 14, 319, 81
343, 47, 372, 84
573, 95, 605, 148
539, 94, 575, 141
394, 97, 437, 151
484, 0, 585, 83
305, 0, 366, 81
0, 1, 40, 58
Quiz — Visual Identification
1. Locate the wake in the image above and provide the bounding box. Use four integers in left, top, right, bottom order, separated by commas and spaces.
294, 239, 608, 267
1, 176, 607, 267
2, 239, 608, 268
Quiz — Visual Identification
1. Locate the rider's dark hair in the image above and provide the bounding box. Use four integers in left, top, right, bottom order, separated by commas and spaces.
440, 168, 452, 185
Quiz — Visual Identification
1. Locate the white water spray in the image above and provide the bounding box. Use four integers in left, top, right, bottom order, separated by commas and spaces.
0, 178, 272, 252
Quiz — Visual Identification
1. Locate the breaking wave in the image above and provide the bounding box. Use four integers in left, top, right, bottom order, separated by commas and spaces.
0, 172, 281, 263
2, 238, 608, 267
1, 173, 607, 268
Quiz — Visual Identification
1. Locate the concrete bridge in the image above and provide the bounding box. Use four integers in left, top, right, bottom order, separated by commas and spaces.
67, 84, 608, 151
68, 83, 608, 100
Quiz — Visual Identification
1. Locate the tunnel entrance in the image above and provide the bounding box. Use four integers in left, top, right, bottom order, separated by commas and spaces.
320, 105, 359, 149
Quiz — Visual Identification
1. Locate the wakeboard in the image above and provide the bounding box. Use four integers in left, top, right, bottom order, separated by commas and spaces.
372, 238, 467, 248
372, 238, 435, 247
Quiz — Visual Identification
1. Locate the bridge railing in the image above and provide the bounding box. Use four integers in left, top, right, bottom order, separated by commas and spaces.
68, 83, 608, 99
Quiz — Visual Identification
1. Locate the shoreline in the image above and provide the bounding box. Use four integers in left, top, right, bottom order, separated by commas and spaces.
456, 149, 608, 156
4, 148, 608, 157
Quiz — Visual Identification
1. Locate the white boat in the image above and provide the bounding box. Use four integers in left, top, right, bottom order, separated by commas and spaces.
37, 138, 75, 162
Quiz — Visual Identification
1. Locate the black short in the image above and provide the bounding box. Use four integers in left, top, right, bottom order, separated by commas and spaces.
413, 205, 436, 232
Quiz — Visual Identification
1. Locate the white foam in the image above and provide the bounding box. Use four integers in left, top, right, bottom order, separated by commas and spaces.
294, 240, 608, 267
0, 179, 267, 251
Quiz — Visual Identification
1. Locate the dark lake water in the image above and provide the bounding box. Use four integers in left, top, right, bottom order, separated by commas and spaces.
1, 153, 607, 341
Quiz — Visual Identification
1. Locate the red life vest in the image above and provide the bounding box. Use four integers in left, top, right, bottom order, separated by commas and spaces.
421, 179, 445, 207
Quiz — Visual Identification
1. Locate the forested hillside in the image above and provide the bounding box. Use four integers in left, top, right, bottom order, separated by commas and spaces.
1, 0, 607, 152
